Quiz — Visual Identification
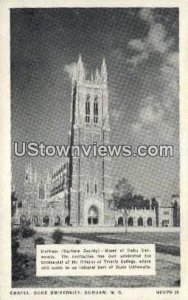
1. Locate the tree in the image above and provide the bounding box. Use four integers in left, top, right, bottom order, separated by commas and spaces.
144, 199, 150, 209
132, 194, 144, 208
112, 178, 133, 210
52, 229, 63, 244
11, 188, 30, 282
151, 197, 158, 209
151, 197, 159, 226
11, 190, 17, 217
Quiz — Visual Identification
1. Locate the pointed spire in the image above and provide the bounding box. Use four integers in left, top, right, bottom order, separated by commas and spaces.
102, 57, 107, 70
95, 67, 100, 82
101, 57, 107, 83
91, 72, 94, 82
78, 53, 82, 63
77, 53, 85, 82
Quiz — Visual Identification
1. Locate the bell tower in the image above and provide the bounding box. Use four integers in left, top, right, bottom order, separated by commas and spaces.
68, 54, 111, 226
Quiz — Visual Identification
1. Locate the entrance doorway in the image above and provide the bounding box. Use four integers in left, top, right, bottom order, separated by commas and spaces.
54, 216, 61, 226
88, 206, 99, 225
32, 215, 38, 226
138, 217, 143, 226
118, 217, 123, 226
128, 217, 133, 226
43, 215, 49, 226
147, 217, 152, 226
65, 216, 70, 226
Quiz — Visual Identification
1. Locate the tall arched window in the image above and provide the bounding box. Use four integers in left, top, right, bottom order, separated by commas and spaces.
39, 183, 45, 199
86, 181, 90, 194
147, 218, 152, 226
128, 217, 133, 226
85, 95, 90, 123
138, 217, 143, 226
94, 180, 98, 194
118, 217, 123, 226
94, 96, 98, 124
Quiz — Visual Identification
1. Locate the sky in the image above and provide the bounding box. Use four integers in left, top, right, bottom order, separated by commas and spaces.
11, 8, 179, 204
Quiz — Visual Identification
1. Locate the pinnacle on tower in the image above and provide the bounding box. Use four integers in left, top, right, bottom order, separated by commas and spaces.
95, 67, 100, 82
78, 53, 82, 62
77, 53, 85, 82
78, 53, 83, 69
102, 57, 107, 69
101, 57, 107, 83
91, 72, 94, 82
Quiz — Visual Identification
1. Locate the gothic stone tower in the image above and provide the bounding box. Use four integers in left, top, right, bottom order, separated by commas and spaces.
68, 55, 112, 226
21, 162, 51, 225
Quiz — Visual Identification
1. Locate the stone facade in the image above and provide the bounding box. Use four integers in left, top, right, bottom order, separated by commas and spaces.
114, 207, 156, 227
158, 206, 174, 227
14, 162, 69, 227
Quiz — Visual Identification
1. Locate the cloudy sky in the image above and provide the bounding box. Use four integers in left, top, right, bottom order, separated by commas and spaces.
11, 8, 179, 203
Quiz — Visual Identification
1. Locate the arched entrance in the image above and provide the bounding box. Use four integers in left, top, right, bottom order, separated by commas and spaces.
138, 217, 143, 226
65, 216, 70, 226
43, 215, 49, 226
32, 215, 38, 226
147, 217, 152, 226
118, 217, 123, 226
88, 206, 99, 225
54, 216, 61, 226
128, 217, 133, 226
20, 215, 27, 226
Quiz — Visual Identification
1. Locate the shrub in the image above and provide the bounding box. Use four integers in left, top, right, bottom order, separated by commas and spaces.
34, 236, 45, 248
12, 227, 20, 238
12, 253, 29, 281
11, 227, 20, 256
11, 227, 20, 255
11, 226, 29, 281
21, 226, 36, 238
52, 229, 63, 244
12, 237, 20, 255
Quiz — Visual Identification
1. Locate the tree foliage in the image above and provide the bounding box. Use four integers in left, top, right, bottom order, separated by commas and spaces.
112, 178, 158, 210
11, 190, 17, 217
112, 178, 133, 210
52, 229, 63, 244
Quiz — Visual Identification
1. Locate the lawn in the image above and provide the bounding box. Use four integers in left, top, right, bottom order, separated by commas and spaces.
12, 231, 180, 288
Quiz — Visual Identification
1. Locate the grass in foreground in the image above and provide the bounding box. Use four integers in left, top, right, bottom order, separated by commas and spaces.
12, 231, 180, 288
